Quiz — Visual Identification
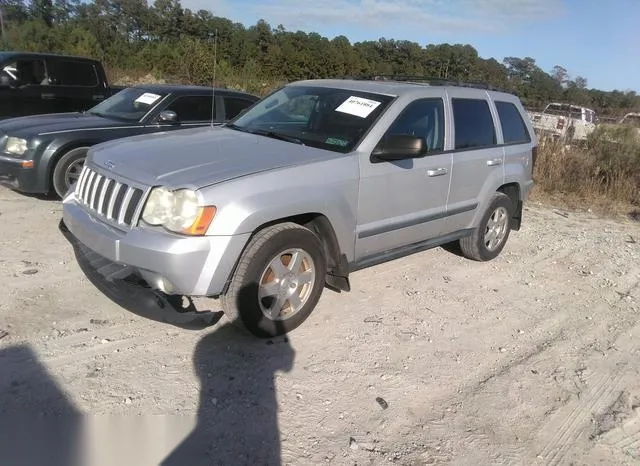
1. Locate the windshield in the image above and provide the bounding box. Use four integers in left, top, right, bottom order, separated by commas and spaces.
228, 85, 394, 153
87, 87, 168, 122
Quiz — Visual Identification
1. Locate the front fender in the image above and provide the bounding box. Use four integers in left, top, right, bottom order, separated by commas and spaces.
200, 158, 360, 262
39, 138, 98, 191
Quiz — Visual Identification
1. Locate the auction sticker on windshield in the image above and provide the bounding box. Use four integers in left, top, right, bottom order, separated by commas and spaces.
135, 92, 162, 105
335, 96, 381, 118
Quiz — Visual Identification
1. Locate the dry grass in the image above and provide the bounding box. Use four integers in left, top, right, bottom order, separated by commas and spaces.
532, 126, 640, 221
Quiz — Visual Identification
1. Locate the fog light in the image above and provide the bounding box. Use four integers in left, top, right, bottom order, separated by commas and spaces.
158, 278, 175, 294
139, 270, 175, 294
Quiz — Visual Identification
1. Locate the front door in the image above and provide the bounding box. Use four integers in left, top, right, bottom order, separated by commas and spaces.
356, 97, 452, 261
156, 94, 219, 129
0, 57, 52, 117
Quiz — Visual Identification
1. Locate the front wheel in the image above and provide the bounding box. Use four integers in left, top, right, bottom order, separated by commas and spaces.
52, 147, 89, 199
459, 192, 513, 261
221, 222, 327, 338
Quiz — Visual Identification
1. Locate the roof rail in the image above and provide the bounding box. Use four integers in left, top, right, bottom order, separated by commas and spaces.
343, 74, 509, 92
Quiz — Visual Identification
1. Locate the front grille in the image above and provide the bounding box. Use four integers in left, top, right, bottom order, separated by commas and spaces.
74, 166, 145, 227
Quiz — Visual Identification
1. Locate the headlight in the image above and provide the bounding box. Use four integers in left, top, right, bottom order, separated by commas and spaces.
141, 187, 173, 225
141, 187, 216, 235
4, 137, 28, 156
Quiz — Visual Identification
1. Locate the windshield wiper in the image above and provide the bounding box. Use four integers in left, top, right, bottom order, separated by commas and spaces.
225, 123, 250, 133
88, 111, 106, 118
225, 124, 304, 145
249, 129, 304, 145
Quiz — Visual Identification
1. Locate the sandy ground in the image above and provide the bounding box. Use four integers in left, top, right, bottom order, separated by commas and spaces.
1, 184, 639, 466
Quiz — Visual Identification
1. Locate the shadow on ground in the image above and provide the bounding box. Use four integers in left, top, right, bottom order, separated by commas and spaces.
0, 344, 82, 466
162, 321, 294, 465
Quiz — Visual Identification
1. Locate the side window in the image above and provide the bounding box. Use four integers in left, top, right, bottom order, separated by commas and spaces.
49, 60, 98, 86
495, 101, 531, 144
3, 58, 47, 86
452, 98, 496, 150
383, 98, 445, 152
166, 95, 214, 122
224, 96, 256, 119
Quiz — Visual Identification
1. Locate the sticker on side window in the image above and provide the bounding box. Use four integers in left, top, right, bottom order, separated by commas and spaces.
335, 96, 381, 118
135, 92, 162, 105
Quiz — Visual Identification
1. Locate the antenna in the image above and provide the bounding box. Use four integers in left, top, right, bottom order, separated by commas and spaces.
210, 28, 218, 128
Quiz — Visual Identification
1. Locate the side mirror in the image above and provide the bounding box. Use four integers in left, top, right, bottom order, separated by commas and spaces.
158, 110, 178, 123
371, 135, 426, 161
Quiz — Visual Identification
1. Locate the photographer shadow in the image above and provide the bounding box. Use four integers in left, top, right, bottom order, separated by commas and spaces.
0, 344, 82, 466
162, 284, 295, 466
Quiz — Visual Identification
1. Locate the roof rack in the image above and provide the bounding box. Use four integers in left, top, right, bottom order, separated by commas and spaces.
343, 74, 509, 92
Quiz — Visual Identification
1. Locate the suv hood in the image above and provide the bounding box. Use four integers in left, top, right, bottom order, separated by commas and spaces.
89, 126, 339, 188
0, 112, 129, 138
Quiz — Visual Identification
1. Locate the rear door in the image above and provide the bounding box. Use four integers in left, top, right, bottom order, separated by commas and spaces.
45, 57, 105, 113
443, 90, 504, 232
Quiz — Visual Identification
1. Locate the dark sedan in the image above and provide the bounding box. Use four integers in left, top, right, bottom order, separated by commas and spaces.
0, 84, 260, 198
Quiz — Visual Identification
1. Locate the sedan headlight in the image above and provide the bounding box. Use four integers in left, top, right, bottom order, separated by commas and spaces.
4, 137, 28, 156
141, 187, 216, 236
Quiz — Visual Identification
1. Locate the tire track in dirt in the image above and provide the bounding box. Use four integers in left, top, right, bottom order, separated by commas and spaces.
391, 286, 640, 466
601, 415, 640, 462
536, 370, 626, 465
528, 313, 640, 465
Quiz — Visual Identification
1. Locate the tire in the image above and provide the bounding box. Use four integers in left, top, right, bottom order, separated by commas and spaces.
52, 147, 89, 199
221, 222, 327, 338
459, 192, 513, 262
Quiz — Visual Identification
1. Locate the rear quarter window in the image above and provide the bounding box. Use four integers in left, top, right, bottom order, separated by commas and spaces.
494, 101, 531, 144
452, 98, 496, 150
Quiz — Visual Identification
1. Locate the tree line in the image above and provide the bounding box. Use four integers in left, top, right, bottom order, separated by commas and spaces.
1, 0, 638, 116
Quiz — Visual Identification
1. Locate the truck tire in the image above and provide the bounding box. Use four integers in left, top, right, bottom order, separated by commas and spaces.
221, 222, 327, 338
52, 147, 89, 199
459, 192, 513, 262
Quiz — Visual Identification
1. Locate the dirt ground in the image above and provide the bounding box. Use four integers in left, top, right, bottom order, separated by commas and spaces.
1, 184, 639, 466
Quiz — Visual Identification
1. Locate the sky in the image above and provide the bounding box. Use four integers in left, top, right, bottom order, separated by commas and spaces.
179, 0, 640, 92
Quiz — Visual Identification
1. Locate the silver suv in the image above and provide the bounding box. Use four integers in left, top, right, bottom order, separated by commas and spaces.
60, 77, 536, 338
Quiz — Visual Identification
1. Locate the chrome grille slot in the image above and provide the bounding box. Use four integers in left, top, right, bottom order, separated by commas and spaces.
75, 166, 146, 227
75, 166, 89, 196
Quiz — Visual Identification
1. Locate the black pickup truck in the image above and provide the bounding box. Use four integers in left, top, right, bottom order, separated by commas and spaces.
0, 51, 124, 119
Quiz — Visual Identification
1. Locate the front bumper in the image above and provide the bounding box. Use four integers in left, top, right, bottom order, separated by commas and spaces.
60, 194, 251, 297
0, 155, 40, 193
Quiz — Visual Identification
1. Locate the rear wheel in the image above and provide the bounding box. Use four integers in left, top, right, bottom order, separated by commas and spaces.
221, 222, 327, 338
460, 192, 513, 261
52, 147, 89, 199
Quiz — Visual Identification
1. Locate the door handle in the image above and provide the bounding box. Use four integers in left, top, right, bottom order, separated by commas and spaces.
427, 168, 448, 177
41, 93, 55, 100
487, 158, 503, 166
